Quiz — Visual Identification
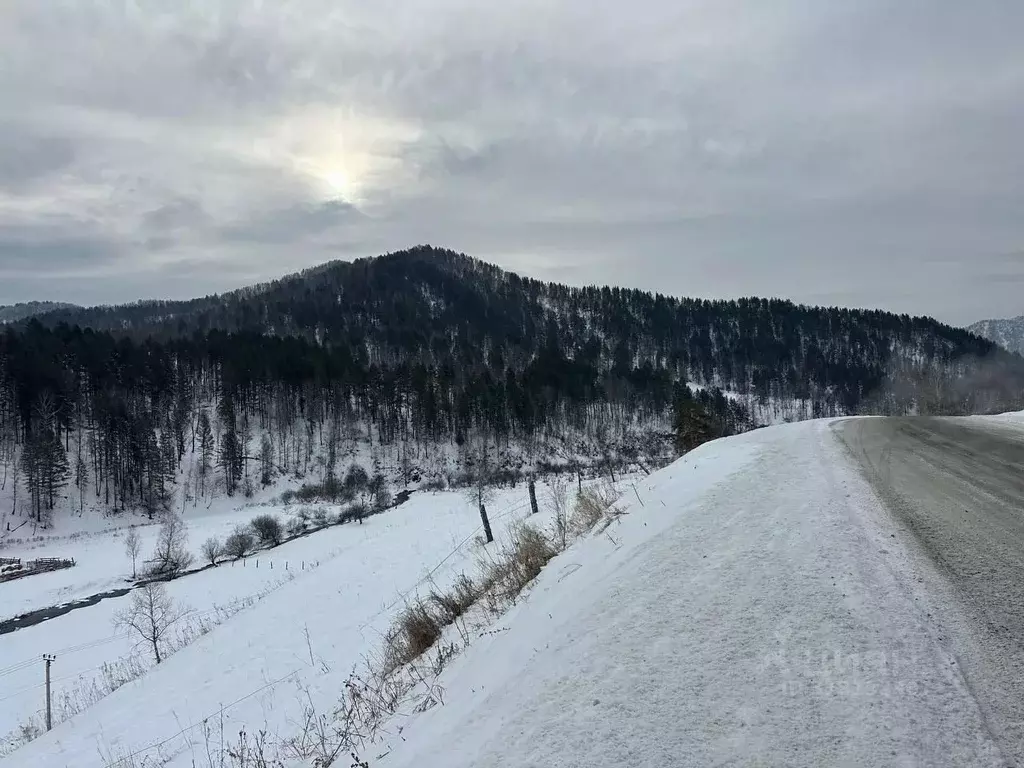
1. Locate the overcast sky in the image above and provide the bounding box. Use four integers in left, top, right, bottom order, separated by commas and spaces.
1, 2, 1022, 325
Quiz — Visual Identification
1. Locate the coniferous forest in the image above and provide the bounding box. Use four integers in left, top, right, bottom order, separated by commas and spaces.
2, 246, 1022, 526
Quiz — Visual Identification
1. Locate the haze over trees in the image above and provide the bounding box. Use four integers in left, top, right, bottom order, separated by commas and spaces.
1, 246, 1021, 526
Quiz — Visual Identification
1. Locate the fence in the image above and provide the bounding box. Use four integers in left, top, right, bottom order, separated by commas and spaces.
0, 557, 76, 583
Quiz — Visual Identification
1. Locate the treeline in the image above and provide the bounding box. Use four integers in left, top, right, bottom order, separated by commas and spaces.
31, 247, 1024, 417
0, 320, 679, 523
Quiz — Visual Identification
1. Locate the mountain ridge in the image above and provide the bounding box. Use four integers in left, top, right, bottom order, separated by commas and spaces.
967, 316, 1024, 355
0, 301, 80, 324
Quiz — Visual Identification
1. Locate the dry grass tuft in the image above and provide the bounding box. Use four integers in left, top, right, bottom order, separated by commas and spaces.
382, 600, 444, 674
569, 483, 625, 537
481, 522, 558, 605
429, 574, 480, 624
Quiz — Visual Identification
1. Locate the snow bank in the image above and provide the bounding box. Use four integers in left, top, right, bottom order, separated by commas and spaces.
373, 420, 1002, 767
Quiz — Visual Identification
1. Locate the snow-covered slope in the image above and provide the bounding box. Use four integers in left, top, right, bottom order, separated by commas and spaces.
0, 486, 551, 765
3, 418, 1009, 766
373, 420, 1002, 767
968, 316, 1024, 354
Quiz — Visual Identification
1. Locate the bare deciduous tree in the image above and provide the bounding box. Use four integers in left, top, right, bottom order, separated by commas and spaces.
115, 583, 182, 664
201, 537, 222, 566
546, 476, 570, 551
124, 527, 142, 580
223, 526, 256, 559
151, 513, 193, 576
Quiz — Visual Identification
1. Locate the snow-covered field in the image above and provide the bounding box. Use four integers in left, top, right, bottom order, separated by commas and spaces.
3, 416, 1016, 766
0, 484, 549, 762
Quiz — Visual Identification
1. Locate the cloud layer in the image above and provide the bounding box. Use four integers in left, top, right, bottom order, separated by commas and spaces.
2, 1, 1022, 323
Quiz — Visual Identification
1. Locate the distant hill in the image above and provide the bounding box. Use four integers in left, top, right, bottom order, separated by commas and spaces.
967, 317, 1024, 355
22, 246, 1024, 417
0, 301, 79, 324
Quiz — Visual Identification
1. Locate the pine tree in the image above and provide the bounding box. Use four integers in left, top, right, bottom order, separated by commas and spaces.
259, 435, 274, 487
197, 412, 214, 499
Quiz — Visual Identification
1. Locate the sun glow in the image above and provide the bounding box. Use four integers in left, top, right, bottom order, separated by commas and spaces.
317, 168, 355, 201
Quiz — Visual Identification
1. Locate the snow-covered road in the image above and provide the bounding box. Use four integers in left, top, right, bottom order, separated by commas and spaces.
377, 420, 1005, 767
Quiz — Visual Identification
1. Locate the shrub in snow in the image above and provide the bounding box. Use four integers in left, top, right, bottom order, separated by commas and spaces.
285, 517, 307, 537
383, 600, 444, 674
250, 514, 283, 547
546, 477, 571, 551
223, 526, 256, 559
340, 502, 368, 524
374, 488, 393, 511
295, 483, 320, 503
429, 574, 480, 623
201, 537, 222, 566
344, 463, 369, 498
568, 482, 625, 537
480, 522, 557, 606
311, 507, 329, 526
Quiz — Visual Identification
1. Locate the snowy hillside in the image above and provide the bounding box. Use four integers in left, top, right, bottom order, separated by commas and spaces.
2, 417, 1011, 766
968, 316, 1024, 355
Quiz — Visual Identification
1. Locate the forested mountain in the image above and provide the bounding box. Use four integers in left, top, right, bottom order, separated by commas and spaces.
967, 317, 1024, 355
3, 246, 1023, 526
0, 301, 79, 324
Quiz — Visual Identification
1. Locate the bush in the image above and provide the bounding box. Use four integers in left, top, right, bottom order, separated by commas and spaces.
374, 489, 393, 511
482, 522, 557, 604
223, 527, 256, 559
546, 477, 570, 551
569, 484, 624, 537
294, 484, 321, 503
285, 518, 307, 537
201, 537, 222, 566
340, 502, 368, 524
383, 600, 443, 674
429, 574, 479, 623
311, 507, 329, 526
280, 489, 296, 505
250, 514, 283, 547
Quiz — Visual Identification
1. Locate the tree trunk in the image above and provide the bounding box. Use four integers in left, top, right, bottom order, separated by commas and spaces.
528, 480, 539, 516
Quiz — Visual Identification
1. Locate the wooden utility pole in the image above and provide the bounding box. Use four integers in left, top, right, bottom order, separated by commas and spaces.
43, 654, 55, 731
479, 501, 494, 544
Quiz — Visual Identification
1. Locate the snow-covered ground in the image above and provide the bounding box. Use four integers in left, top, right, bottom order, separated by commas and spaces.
0, 484, 549, 760
3, 416, 1015, 766
370, 419, 1003, 767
